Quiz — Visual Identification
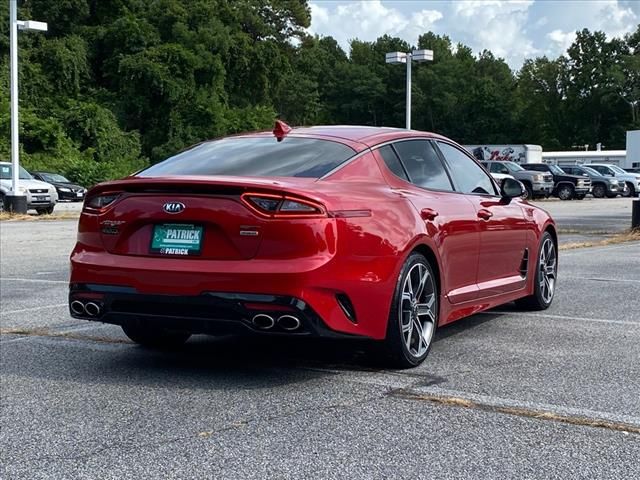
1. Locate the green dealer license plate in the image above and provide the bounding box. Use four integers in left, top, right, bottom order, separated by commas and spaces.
151, 224, 203, 256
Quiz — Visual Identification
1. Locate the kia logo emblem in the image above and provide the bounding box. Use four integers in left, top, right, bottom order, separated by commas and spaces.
163, 202, 185, 214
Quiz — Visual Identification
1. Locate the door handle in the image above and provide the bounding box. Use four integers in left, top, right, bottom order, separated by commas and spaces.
477, 209, 493, 220
420, 208, 439, 221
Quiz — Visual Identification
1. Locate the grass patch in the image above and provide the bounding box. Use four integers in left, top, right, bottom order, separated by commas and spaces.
0, 326, 129, 344
560, 229, 640, 250
0, 211, 80, 222
393, 389, 640, 434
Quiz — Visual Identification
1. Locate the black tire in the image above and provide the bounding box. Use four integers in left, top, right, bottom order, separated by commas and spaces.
121, 323, 191, 349
382, 253, 439, 369
0, 193, 5, 213
575, 194, 585, 200
557, 184, 574, 201
36, 206, 54, 215
515, 232, 557, 311
591, 184, 606, 198
624, 182, 636, 198
522, 183, 534, 200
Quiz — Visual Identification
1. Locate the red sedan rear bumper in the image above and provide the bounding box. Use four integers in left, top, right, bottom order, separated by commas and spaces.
69, 248, 400, 340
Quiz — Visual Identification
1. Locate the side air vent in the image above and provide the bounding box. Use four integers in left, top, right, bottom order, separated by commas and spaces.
336, 293, 357, 324
519, 248, 529, 277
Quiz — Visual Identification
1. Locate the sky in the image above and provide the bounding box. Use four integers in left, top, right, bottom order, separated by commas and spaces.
308, 0, 640, 69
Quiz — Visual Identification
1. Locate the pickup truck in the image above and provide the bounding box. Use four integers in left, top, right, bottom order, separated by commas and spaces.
479, 160, 554, 199
522, 163, 591, 200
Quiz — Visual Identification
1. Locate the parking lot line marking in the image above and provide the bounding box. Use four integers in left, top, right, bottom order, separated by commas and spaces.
561, 276, 640, 284
561, 242, 640, 254
0, 303, 68, 315
486, 311, 639, 326
0, 277, 67, 284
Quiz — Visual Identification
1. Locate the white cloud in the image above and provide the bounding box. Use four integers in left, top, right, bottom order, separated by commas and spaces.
598, 0, 638, 37
547, 29, 576, 55
308, 0, 442, 52
308, 0, 639, 69
540, 0, 638, 58
447, 0, 539, 64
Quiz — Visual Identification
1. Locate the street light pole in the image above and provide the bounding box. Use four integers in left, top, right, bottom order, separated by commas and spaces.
9, 0, 21, 212
7, 0, 47, 214
385, 49, 434, 130
405, 52, 412, 130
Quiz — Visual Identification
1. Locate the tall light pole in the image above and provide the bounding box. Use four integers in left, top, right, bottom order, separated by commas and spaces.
8, 0, 47, 213
385, 49, 433, 130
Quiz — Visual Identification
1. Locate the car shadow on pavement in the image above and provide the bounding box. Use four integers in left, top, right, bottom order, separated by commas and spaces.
2, 307, 511, 389
434, 310, 507, 341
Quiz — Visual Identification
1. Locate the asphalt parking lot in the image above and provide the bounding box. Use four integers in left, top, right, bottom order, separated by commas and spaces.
1, 202, 639, 479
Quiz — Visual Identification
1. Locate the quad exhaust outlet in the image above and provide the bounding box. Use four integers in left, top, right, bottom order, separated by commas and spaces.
251, 314, 302, 331
70, 300, 102, 317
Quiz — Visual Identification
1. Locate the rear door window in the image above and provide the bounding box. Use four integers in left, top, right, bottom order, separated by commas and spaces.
392, 140, 453, 191
138, 137, 356, 178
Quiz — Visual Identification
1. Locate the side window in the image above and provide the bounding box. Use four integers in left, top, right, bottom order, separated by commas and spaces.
393, 140, 453, 191
489, 162, 509, 174
378, 145, 409, 181
528, 165, 544, 172
437, 142, 498, 195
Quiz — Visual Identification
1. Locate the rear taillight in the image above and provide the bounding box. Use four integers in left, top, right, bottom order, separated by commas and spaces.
83, 192, 121, 213
241, 193, 326, 218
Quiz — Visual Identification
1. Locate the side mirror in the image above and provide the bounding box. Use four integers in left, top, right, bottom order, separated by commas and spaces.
501, 177, 526, 201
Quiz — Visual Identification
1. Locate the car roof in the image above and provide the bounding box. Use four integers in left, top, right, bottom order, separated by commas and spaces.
236, 125, 449, 150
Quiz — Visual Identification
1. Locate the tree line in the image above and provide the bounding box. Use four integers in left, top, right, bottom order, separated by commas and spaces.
0, 1, 638, 185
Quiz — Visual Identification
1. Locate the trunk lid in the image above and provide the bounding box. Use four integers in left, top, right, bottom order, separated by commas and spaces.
89, 176, 325, 260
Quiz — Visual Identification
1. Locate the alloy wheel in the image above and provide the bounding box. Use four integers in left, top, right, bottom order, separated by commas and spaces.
399, 262, 437, 358
557, 185, 573, 200
592, 184, 605, 198
538, 237, 557, 304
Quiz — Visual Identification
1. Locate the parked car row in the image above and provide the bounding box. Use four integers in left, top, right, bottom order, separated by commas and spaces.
0, 162, 86, 214
478, 159, 640, 200
479, 160, 554, 199
520, 163, 591, 200
560, 165, 627, 198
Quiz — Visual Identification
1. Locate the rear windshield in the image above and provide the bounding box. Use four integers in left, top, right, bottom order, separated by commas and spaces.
137, 137, 356, 178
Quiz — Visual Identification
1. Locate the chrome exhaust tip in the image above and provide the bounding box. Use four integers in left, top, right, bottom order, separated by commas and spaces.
84, 302, 101, 317
277, 315, 301, 331
70, 300, 86, 316
252, 314, 275, 330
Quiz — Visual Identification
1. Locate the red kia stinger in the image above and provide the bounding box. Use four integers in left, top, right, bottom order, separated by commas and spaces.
69, 123, 557, 367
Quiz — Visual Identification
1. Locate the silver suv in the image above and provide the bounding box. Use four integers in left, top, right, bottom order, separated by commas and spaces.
0, 162, 58, 214
588, 164, 640, 197
480, 160, 554, 199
